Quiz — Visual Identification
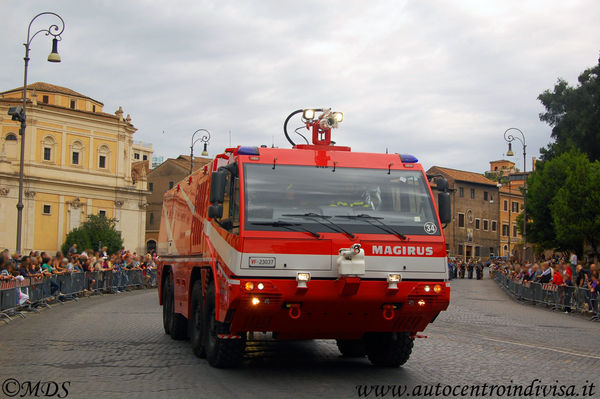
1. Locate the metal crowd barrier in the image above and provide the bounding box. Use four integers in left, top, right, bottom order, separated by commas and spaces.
0, 269, 157, 322
494, 272, 599, 318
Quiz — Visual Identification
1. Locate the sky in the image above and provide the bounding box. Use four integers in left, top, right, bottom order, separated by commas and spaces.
1, 0, 599, 173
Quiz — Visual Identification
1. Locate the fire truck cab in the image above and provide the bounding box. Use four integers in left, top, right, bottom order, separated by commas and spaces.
157, 108, 452, 368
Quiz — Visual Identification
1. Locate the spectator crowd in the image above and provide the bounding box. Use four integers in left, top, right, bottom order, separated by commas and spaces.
1, 245, 158, 307
489, 254, 598, 320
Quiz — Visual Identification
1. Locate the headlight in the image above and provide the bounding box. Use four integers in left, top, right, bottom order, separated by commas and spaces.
257, 282, 265, 290
296, 272, 311, 289
244, 282, 254, 291
433, 284, 442, 294
333, 112, 343, 122
251, 297, 260, 305
303, 109, 315, 120
424, 285, 431, 293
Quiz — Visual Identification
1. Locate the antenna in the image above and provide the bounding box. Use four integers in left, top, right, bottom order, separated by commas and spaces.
229, 130, 231, 146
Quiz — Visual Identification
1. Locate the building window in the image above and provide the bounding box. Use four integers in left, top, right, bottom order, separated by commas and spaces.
459, 187, 464, 197
504, 200, 508, 211
99, 210, 106, 217
483, 191, 488, 201
458, 244, 464, 255
169, 181, 174, 189
98, 145, 110, 170
42, 95, 49, 104
5, 133, 17, 141
513, 225, 518, 237
491, 220, 497, 231
502, 224, 509, 237
149, 212, 154, 225
475, 246, 480, 257
70, 99, 76, 109
143, 155, 148, 161
458, 213, 465, 227
489, 247, 494, 256
483, 219, 489, 231
92, 105, 96, 112
41, 135, 56, 163
71, 140, 83, 166
470, 188, 475, 199
475, 218, 480, 229
149, 182, 154, 192
42, 204, 51, 215
512, 201, 519, 212
134, 153, 140, 160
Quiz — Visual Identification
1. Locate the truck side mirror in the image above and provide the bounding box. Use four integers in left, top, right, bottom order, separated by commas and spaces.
435, 177, 449, 192
438, 192, 451, 224
208, 204, 223, 219
209, 171, 226, 204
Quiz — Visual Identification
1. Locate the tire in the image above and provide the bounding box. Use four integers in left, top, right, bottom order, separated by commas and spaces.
336, 339, 366, 357
204, 283, 245, 368
164, 271, 188, 340
365, 332, 414, 367
189, 280, 206, 358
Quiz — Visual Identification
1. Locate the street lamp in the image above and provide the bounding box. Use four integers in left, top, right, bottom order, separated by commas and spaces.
190, 129, 211, 175
503, 127, 527, 262
10, 12, 65, 255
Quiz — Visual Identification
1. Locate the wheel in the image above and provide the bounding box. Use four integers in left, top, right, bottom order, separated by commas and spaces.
164, 271, 188, 340
189, 280, 206, 358
204, 283, 245, 368
365, 332, 414, 367
162, 273, 173, 334
336, 339, 366, 357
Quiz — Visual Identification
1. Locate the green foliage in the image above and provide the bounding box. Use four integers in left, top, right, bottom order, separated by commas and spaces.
538, 63, 600, 161
61, 214, 123, 255
526, 150, 600, 256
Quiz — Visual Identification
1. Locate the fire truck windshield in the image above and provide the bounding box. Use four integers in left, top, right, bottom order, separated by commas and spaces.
244, 164, 440, 236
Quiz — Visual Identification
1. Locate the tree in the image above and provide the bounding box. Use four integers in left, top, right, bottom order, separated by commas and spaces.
525, 150, 600, 257
538, 60, 600, 162
61, 214, 123, 255
550, 153, 600, 259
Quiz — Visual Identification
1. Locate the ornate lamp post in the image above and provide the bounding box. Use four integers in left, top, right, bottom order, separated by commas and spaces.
503, 127, 527, 262
9, 12, 65, 254
190, 129, 211, 174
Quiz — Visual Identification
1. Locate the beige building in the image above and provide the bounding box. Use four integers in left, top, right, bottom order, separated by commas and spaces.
489, 160, 527, 258
145, 155, 211, 253
427, 166, 500, 260
0, 82, 152, 254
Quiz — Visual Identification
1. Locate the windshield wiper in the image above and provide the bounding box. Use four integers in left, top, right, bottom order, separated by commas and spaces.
335, 214, 407, 240
250, 221, 321, 238
281, 213, 356, 239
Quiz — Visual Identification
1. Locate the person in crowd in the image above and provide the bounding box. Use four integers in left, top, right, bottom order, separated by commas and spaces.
18, 256, 30, 277
538, 262, 553, 284
41, 254, 62, 297
575, 264, 590, 288
67, 243, 78, 258
587, 273, 598, 321
562, 272, 573, 313
467, 260, 474, 279
569, 252, 578, 279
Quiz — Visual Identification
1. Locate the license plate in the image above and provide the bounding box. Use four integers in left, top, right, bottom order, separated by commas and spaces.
249, 257, 276, 268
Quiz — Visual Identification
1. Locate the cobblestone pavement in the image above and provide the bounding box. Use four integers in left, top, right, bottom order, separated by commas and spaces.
1, 273, 599, 399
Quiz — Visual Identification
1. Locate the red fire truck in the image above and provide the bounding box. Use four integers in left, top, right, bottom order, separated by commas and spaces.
157, 108, 452, 368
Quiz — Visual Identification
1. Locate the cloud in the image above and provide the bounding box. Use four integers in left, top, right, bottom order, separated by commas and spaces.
1, 0, 598, 173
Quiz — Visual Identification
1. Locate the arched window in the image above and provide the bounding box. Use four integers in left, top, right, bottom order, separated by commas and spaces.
98, 144, 110, 170
5, 133, 17, 141
41, 135, 57, 163
146, 240, 157, 253
71, 140, 84, 166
